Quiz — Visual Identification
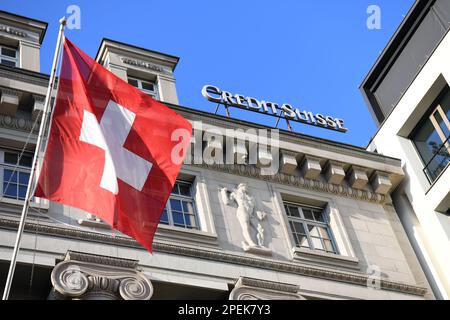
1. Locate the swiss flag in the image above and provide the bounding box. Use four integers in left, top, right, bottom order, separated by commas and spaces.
35, 38, 192, 252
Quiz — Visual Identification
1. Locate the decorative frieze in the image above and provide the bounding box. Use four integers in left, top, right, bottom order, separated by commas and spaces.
198, 162, 388, 204
324, 161, 346, 185
229, 277, 304, 300
0, 88, 20, 116
300, 155, 322, 180
280, 151, 298, 175
370, 171, 392, 195
348, 166, 369, 190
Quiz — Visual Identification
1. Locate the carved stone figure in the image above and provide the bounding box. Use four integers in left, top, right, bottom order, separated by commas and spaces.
220, 183, 271, 254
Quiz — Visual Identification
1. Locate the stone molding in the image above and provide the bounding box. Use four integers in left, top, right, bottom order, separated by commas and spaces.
0, 113, 37, 133
0, 66, 49, 87
195, 163, 389, 204
229, 277, 304, 300
0, 217, 427, 297
51, 251, 153, 300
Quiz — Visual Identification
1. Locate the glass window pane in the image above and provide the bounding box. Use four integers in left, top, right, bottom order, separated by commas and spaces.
3, 183, 17, 198
4, 153, 18, 165
311, 237, 324, 251
434, 111, 450, 137
318, 227, 331, 239
308, 224, 320, 237
293, 221, 305, 234
1, 47, 16, 58
178, 183, 191, 197
4, 169, 18, 183
412, 117, 444, 164
170, 199, 182, 212
128, 78, 138, 87
303, 209, 314, 220
184, 214, 197, 228
313, 210, 325, 222
159, 210, 169, 224
19, 172, 30, 185
1, 59, 16, 67
182, 201, 195, 215
298, 235, 309, 248
171, 183, 180, 195
287, 206, 300, 218
18, 186, 27, 199
172, 211, 184, 226
324, 240, 335, 253
141, 81, 154, 91
19, 155, 32, 167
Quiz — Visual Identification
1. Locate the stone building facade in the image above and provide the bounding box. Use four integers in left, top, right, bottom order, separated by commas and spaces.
0, 9, 433, 300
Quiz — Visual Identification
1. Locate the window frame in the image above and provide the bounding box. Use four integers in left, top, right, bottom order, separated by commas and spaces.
0, 150, 32, 201
160, 180, 200, 230
0, 45, 19, 68
284, 201, 339, 254
127, 76, 159, 99
410, 87, 450, 183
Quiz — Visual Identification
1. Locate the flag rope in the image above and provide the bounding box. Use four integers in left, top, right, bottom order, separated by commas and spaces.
2, 17, 67, 300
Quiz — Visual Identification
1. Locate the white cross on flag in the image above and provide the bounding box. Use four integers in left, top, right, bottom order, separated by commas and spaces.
35, 38, 192, 252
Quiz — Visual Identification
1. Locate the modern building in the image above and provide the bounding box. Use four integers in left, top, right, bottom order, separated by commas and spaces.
0, 9, 434, 300
361, 0, 450, 300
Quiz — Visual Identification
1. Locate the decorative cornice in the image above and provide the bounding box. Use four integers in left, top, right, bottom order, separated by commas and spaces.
193, 163, 389, 204
0, 217, 427, 297
0, 65, 49, 87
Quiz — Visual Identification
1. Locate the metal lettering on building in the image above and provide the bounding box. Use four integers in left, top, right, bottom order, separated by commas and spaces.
202, 85, 347, 133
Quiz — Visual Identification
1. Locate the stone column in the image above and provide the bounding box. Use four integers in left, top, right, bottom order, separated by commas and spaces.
229, 277, 305, 300
49, 251, 153, 300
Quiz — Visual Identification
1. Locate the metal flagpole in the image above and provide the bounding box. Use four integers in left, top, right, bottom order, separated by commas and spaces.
2, 16, 67, 300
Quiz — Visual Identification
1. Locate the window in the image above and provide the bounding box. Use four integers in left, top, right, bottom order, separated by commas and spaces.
160, 181, 199, 230
127, 76, 158, 99
1, 151, 31, 201
0, 45, 18, 68
411, 88, 450, 182
284, 202, 337, 254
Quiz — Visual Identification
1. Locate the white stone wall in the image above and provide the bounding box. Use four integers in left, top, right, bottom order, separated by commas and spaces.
369, 30, 450, 299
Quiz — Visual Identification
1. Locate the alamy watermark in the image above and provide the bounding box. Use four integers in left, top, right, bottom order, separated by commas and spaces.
367, 5, 381, 30
171, 121, 280, 176
66, 5, 81, 30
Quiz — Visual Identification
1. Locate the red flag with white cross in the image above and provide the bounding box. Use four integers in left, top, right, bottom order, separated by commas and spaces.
35, 38, 192, 252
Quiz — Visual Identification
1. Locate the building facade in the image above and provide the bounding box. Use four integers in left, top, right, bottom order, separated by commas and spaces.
361, 0, 450, 300
0, 10, 433, 300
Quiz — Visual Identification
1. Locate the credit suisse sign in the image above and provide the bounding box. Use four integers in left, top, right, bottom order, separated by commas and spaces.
202, 85, 347, 133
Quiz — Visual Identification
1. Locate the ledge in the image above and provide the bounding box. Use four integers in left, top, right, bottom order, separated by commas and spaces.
292, 247, 360, 271
155, 224, 219, 248
0, 217, 427, 297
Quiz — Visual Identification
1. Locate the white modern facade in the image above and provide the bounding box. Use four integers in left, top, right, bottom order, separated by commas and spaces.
0, 9, 435, 300
361, 0, 450, 300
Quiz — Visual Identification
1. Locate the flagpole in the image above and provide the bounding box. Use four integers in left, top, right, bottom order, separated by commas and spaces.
2, 17, 66, 301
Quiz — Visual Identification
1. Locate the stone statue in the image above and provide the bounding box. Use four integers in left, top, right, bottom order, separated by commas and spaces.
220, 183, 270, 254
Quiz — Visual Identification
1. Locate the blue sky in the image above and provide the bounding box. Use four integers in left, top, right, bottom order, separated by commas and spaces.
3, 0, 415, 147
